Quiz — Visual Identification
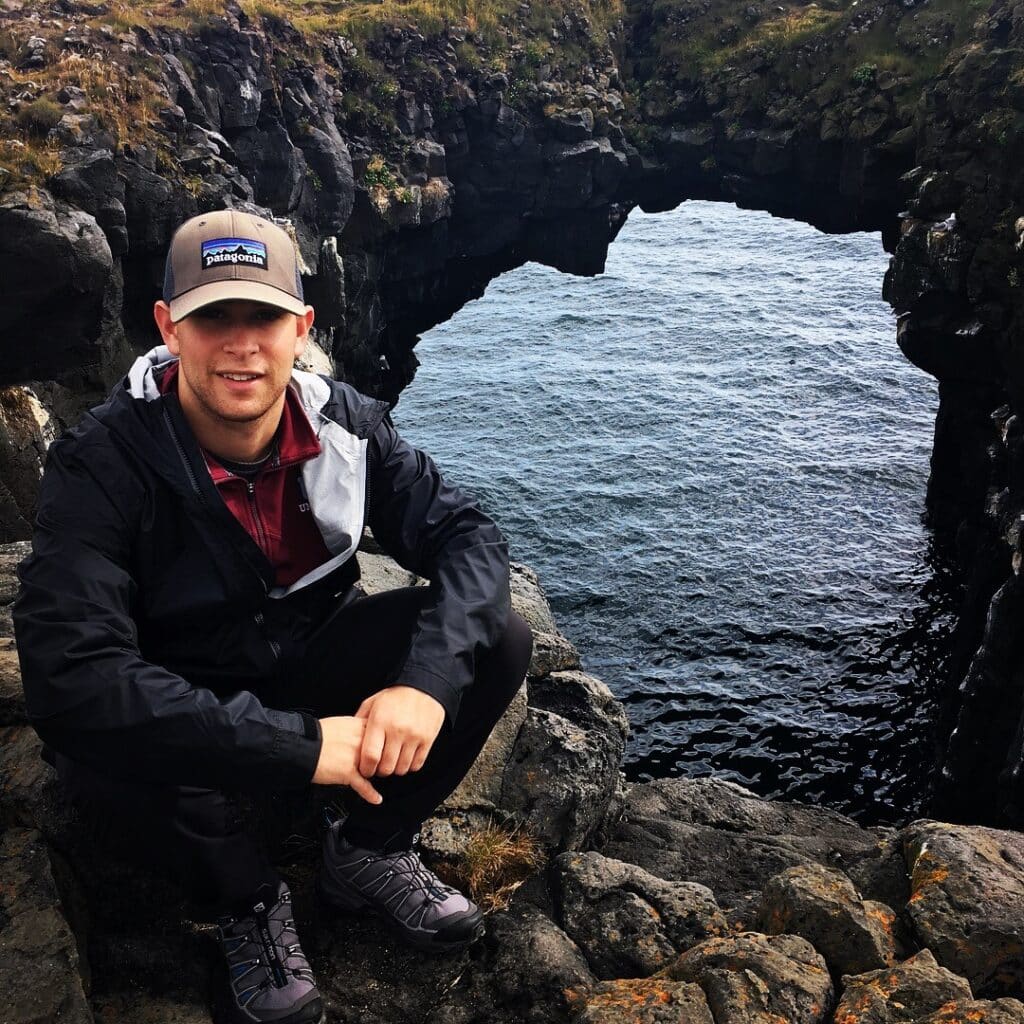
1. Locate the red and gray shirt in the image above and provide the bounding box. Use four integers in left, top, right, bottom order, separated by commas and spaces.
158, 362, 331, 587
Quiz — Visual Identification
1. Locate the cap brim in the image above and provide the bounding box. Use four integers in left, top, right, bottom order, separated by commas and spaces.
169, 280, 308, 322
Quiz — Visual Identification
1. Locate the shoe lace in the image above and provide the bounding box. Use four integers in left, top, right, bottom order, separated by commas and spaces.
218, 889, 313, 1007
388, 850, 457, 904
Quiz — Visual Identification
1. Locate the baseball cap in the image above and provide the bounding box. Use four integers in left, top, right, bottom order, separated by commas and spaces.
162, 209, 307, 322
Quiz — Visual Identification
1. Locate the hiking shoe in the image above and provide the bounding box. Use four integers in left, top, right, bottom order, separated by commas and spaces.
317, 822, 485, 953
214, 880, 323, 1024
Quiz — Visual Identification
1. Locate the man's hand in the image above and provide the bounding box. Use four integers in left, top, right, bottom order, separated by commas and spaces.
312, 715, 383, 804
355, 685, 445, 779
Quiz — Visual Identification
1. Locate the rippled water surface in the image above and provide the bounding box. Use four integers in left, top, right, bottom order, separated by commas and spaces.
393, 200, 958, 824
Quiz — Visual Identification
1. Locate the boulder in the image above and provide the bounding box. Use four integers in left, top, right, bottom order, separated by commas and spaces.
0, 192, 113, 384
500, 705, 622, 851
567, 977, 714, 1023
910, 999, 1024, 1023
902, 821, 1024, 998
833, 949, 974, 1024
431, 904, 595, 1024
757, 863, 897, 979
663, 932, 833, 1024
600, 777, 888, 907
0, 827, 92, 1024
553, 850, 726, 978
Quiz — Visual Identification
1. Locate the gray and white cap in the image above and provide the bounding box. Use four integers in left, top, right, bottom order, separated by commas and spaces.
162, 209, 307, 322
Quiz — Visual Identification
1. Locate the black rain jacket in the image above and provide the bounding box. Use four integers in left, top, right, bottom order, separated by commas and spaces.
13, 346, 511, 791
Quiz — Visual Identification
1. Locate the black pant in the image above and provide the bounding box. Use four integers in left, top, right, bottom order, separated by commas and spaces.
56, 587, 532, 917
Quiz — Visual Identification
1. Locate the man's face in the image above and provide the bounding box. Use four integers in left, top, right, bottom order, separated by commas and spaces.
158, 299, 312, 433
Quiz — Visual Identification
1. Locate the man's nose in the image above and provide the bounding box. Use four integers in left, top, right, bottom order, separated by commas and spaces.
221, 322, 259, 354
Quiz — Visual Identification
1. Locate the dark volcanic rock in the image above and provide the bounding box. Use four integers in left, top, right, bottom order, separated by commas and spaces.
567, 977, 715, 1023
431, 904, 595, 1024
599, 777, 888, 906
756, 863, 897, 980
902, 820, 1024, 998
0, 827, 92, 1024
833, 949, 973, 1024
500, 705, 622, 852
553, 850, 726, 979
0, 192, 113, 384
910, 999, 1024, 1023
662, 932, 833, 1024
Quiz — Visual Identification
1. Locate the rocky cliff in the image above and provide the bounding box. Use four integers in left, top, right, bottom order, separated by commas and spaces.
0, 0, 1021, 820
2, 540, 1023, 1023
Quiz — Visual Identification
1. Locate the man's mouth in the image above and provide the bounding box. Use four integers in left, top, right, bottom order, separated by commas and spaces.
218, 372, 262, 381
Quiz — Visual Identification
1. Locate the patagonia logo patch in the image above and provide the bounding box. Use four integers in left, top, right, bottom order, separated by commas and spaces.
201, 237, 268, 270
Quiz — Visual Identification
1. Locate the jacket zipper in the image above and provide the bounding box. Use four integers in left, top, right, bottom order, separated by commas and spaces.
163, 408, 207, 507
246, 480, 271, 555
244, 482, 280, 661
165, 409, 279, 660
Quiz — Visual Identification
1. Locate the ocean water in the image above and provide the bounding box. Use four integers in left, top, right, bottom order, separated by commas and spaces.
392, 200, 957, 824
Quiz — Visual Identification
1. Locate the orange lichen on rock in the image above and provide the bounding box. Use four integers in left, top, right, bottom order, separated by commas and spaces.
908, 849, 950, 903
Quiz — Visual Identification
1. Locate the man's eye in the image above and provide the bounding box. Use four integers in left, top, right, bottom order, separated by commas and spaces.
255, 310, 286, 323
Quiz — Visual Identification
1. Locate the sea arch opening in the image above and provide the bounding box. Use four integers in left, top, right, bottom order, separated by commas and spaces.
392, 199, 954, 826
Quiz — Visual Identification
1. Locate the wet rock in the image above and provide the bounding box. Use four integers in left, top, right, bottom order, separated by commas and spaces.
757, 863, 897, 979
902, 821, 1024, 998
833, 948, 973, 1024
567, 977, 714, 1023
0, 827, 91, 1024
553, 850, 726, 978
600, 777, 887, 906
663, 932, 833, 1024
431, 904, 595, 1024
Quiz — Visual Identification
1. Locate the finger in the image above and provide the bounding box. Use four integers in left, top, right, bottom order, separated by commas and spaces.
354, 698, 372, 719
394, 742, 417, 776
348, 773, 383, 805
359, 722, 386, 778
376, 735, 402, 777
410, 742, 430, 773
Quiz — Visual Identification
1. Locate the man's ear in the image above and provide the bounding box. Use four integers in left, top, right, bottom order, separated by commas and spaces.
153, 301, 180, 356
294, 306, 314, 360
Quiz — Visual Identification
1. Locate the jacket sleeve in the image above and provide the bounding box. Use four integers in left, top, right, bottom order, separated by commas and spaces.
365, 415, 511, 723
13, 439, 322, 790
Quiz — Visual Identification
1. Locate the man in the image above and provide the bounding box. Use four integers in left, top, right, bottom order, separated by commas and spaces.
14, 209, 532, 1024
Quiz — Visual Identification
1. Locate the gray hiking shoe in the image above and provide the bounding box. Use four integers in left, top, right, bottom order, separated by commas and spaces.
214, 880, 323, 1024
318, 822, 485, 952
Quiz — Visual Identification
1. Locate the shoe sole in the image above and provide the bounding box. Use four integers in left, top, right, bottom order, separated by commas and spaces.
315, 876, 486, 954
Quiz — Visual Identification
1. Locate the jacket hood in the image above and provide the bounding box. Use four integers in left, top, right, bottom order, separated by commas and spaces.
127, 345, 176, 401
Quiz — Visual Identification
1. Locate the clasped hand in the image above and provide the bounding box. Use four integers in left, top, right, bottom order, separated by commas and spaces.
311, 685, 445, 804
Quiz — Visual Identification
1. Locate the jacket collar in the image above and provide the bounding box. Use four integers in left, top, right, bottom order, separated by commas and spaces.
129, 346, 322, 472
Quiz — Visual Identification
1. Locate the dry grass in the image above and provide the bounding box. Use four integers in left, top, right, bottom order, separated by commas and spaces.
0, 137, 63, 184
434, 820, 545, 913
